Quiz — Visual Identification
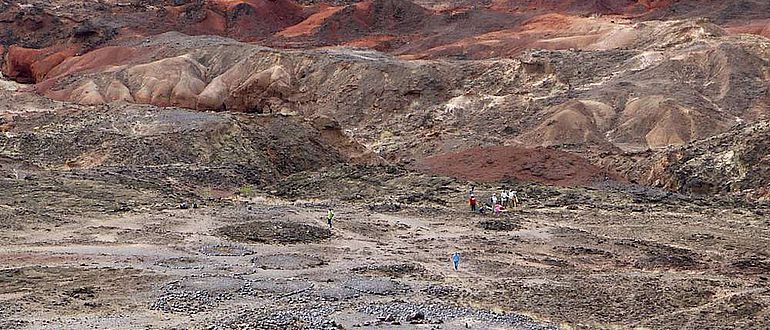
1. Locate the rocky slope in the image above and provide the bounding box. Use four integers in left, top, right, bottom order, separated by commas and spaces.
21, 21, 770, 154
0, 0, 768, 198
609, 120, 770, 199
2, 3, 770, 330
0, 90, 378, 190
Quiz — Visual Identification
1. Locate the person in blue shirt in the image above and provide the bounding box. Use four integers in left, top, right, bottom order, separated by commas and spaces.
452, 252, 460, 271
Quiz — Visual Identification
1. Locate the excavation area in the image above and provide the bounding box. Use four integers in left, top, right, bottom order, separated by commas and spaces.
0, 94, 768, 330
1, 165, 768, 330
1, 0, 770, 328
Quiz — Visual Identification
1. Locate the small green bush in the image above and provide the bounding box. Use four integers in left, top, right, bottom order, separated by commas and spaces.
239, 185, 254, 197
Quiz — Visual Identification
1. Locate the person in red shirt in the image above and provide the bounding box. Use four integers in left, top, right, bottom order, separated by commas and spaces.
469, 194, 477, 212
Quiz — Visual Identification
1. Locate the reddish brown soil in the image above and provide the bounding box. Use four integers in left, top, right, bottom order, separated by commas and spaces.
727, 19, 770, 38
278, 5, 344, 38
419, 146, 616, 186
183, 8, 228, 36
343, 35, 397, 50
43, 46, 142, 80
274, 0, 431, 48
2, 0, 767, 72
490, 0, 639, 14
3, 45, 76, 83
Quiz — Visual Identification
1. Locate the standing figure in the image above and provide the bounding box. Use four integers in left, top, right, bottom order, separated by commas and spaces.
452, 252, 460, 271
327, 209, 335, 229
469, 194, 477, 212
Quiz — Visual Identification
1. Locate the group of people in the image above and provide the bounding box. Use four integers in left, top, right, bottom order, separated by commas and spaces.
495, 190, 519, 209
468, 186, 519, 216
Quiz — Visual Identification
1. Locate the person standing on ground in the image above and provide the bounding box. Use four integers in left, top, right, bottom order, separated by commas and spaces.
511, 190, 519, 208
469, 194, 477, 212
326, 209, 334, 229
452, 252, 460, 271
491, 193, 498, 207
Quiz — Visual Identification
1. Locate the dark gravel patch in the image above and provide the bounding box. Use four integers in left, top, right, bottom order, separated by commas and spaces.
150, 276, 244, 314
218, 221, 331, 244
479, 219, 521, 231
343, 277, 410, 296
358, 301, 560, 329
251, 253, 326, 270
215, 305, 345, 330
351, 262, 425, 277
0, 320, 28, 330
240, 279, 314, 299
732, 256, 770, 274
154, 257, 202, 270
311, 285, 360, 302
199, 244, 255, 256
421, 284, 468, 299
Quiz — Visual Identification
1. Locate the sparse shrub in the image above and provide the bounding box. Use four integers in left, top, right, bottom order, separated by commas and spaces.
239, 184, 254, 197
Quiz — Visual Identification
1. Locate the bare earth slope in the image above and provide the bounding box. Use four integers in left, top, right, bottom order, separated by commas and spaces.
0, 1, 768, 201
0, 90, 379, 189
17, 21, 769, 163
0, 91, 768, 329
1, 1, 770, 329
2, 1, 768, 197
610, 120, 770, 199
419, 145, 616, 186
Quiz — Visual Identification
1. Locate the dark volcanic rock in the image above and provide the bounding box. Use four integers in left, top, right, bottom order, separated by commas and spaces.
218, 221, 332, 245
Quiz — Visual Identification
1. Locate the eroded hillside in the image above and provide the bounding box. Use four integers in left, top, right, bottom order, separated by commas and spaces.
1, 1, 770, 330
2, 0, 768, 198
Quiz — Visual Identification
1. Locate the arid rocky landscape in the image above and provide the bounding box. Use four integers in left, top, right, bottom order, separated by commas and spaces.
0, 1, 769, 329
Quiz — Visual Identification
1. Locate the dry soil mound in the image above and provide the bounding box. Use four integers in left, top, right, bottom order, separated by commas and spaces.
419, 146, 613, 186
